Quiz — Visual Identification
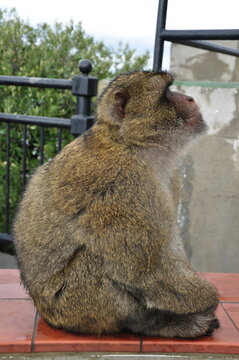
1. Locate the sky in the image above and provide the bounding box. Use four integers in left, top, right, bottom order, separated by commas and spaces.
0, 0, 239, 69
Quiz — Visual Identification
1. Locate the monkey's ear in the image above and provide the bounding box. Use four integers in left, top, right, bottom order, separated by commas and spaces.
114, 90, 129, 118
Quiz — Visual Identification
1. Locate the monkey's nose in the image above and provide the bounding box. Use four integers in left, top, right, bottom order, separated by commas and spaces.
187, 96, 195, 103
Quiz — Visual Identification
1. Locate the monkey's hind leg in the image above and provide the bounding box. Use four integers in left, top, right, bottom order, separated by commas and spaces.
123, 307, 220, 339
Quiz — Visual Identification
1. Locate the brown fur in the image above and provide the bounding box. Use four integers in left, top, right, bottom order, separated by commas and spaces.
14, 70, 219, 338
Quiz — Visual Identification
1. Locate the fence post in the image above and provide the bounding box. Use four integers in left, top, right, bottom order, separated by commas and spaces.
70, 59, 98, 136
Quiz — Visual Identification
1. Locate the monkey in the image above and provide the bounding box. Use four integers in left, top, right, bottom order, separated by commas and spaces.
13, 70, 220, 338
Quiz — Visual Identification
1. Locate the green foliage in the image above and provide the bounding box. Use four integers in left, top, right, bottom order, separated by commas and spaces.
0, 8, 150, 246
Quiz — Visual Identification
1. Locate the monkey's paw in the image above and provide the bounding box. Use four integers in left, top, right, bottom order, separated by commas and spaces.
150, 311, 220, 339
205, 316, 220, 336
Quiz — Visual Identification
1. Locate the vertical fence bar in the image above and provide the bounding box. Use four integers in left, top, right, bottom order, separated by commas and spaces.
57, 128, 62, 152
153, 0, 168, 71
5, 123, 10, 233
22, 124, 27, 186
40, 126, 45, 164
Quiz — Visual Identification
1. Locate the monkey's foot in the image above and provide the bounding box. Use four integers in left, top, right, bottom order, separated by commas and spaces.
156, 312, 220, 339
205, 316, 220, 336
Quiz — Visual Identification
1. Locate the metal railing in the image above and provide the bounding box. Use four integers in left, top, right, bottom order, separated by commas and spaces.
0, 59, 98, 245
153, 0, 239, 70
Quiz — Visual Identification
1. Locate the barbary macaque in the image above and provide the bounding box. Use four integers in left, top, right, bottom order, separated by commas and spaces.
14, 71, 219, 338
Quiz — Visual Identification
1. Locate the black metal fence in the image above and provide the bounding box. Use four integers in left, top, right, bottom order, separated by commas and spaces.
0, 59, 98, 246
153, 0, 239, 70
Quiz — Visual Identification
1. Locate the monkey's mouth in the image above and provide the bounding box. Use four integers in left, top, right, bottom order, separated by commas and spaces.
178, 111, 207, 132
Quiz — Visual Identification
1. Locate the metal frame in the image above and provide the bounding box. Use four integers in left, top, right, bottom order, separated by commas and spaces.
0, 60, 98, 136
153, 0, 239, 71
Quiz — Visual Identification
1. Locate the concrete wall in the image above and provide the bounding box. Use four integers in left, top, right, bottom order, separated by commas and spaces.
171, 41, 239, 272
171, 41, 239, 82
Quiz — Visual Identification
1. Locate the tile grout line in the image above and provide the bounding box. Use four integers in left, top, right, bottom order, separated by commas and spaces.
139, 335, 143, 352
221, 302, 239, 333
220, 300, 239, 304
30, 312, 39, 353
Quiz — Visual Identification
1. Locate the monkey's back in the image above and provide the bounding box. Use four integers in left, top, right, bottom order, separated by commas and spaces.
14, 124, 174, 333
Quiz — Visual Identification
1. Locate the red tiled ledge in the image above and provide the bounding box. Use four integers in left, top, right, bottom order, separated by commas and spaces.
0, 269, 239, 354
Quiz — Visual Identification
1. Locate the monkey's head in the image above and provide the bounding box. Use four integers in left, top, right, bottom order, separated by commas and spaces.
96, 71, 207, 150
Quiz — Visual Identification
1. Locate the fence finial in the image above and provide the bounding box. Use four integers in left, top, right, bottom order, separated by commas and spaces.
79, 59, 93, 75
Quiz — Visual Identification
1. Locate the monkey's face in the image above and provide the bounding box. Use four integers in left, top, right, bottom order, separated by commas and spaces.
165, 89, 207, 134
97, 71, 207, 149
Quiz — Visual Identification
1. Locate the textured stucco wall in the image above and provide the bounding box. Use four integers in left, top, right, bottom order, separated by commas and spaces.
171, 41, 239, 82
171, 41, 239, 272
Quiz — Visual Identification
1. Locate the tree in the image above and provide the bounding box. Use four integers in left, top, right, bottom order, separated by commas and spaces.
0, 8, 150, 242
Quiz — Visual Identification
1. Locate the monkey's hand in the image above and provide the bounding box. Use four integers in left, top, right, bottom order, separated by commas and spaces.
143, 265, 219, 316
145, 307, 220, 338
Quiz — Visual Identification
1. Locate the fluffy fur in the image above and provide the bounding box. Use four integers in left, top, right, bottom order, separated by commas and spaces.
14, 71, 219, 338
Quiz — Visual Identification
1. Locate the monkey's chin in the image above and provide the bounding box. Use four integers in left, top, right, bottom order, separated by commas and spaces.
181, 112, 208, 135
